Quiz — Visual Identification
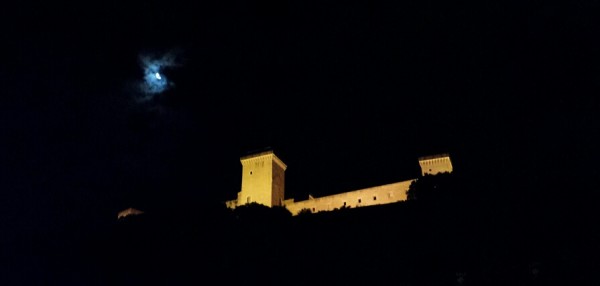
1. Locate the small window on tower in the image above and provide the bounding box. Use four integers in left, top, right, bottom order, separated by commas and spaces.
250, 171, 253, 175
373, 196, 377, 201
358, 199, 362, 203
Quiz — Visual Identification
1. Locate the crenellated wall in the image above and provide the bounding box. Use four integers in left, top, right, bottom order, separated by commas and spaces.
418, 154, 453, 176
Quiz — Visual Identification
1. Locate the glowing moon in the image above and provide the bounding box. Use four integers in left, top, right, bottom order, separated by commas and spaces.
138, 51, 179, 96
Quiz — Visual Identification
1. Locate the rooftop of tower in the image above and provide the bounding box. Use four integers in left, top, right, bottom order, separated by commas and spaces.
239, 149, 287, 170
418, 153, 451, 161
240, 146, 275, 159
240, 149, 276, 161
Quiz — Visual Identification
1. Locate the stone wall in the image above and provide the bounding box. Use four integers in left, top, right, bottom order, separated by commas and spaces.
284, 179, 415, 215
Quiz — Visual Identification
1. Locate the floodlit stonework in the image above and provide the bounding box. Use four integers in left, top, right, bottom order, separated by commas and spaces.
283, 180, 414, 215
226, 151, 287, 209
418, 154, 453, 176
226, 151, 453, 215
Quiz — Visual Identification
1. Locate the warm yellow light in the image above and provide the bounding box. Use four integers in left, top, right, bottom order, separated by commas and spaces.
227, 151, 452, 216
117, 207, 144, 219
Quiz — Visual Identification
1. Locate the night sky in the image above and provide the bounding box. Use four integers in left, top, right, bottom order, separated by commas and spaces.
2, 0, 600, 282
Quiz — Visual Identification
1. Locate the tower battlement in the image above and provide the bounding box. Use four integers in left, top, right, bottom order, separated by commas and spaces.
418, 153, 453, 176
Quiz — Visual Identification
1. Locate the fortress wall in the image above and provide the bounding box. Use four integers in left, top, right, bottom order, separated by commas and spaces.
285, 179, 415, 215
226, 152, 452, 213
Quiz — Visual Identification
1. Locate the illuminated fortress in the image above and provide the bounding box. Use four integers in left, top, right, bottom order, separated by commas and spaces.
225, 150, 453, 215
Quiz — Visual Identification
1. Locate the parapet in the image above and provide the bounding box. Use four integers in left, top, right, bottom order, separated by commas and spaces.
240, 149, 287, 170
418, 154, 453, 176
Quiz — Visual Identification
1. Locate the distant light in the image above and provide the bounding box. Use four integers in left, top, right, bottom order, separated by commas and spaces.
155, 72, 161, 80
117, 208, 144, 219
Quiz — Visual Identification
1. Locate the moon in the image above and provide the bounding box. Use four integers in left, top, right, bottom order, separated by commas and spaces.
155, 72, 162, 80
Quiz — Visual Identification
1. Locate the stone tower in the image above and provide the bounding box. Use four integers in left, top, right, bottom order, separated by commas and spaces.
237, 150, 287, 207
418, 154, 453, 175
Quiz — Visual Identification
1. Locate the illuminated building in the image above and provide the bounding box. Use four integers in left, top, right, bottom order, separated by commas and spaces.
226, 150, 453, 215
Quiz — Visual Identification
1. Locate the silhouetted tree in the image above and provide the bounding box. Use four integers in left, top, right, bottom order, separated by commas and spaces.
406, 172, 455, 202
297, 208, 312, 216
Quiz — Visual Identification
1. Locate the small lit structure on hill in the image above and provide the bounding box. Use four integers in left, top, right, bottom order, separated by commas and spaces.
117, 207, 145, 219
